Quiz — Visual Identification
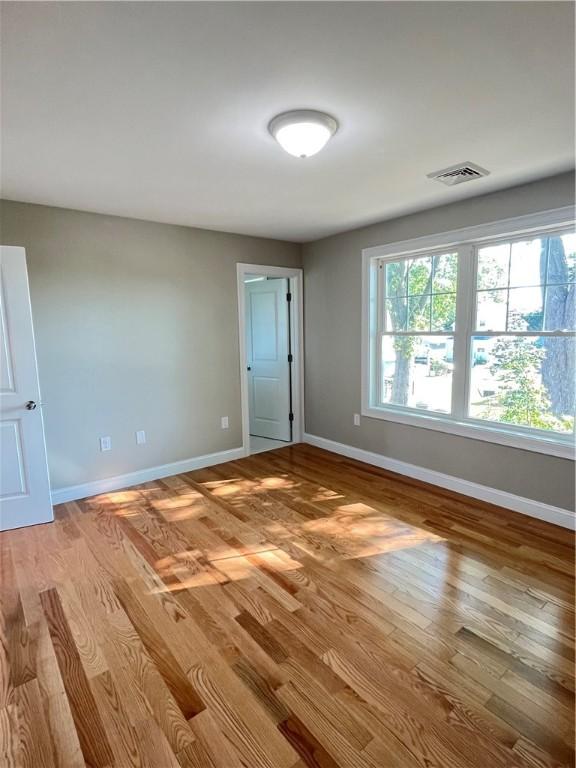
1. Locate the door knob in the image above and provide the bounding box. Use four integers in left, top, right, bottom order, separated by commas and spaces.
247, 366, 252, 371
25, 400, 37, 410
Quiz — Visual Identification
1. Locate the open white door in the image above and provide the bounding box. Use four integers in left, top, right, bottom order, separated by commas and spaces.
245, 277, 291, 441
0, 247, 53, 531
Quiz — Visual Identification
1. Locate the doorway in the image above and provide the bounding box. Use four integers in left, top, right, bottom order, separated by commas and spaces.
237, 264, 303, 456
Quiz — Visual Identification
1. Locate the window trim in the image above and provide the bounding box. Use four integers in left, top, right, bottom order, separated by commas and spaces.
361, 206, 576, 460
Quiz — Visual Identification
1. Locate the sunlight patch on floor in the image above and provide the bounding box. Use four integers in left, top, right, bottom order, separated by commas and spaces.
294, 501, 445, 558
112, 506, 142, 519
310, 491, 345, 502
258, 476, 295, 489
152, 493, 203, 509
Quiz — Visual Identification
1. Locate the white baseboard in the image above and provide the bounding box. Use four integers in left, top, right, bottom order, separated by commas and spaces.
303, 433, 575, 530
50, 447, 246, 505
51, 435, 575, 530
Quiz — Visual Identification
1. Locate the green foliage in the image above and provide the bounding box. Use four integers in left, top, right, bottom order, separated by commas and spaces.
482, 337, 573, 432
386, 254, 457, 333
430, 358, 450, 377
432, 293, 457, 331
393, 334, 416, 360
477, 251, 507, 290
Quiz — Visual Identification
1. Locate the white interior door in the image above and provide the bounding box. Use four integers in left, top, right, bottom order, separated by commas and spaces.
0, 246, 53, 531
246, 277, 291, 441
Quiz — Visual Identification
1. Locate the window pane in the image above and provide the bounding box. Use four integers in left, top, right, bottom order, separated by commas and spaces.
408, 257, 432, 295
475, 234, 575, 333
468, 336, 575, 434
433, 253, 458, 293
507, 286, 543, 331
544, 284, 576, 331
407, 296, 431, 331
386, 298, 407, 331
477, 244, 509, 289
380, 335, 453, 413
476, 289, 507, 331
509, 239, 542, 287
386, 261, 407, 298
432, 293, 456, 331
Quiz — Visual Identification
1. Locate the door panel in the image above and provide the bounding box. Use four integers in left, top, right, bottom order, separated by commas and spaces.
0, 420, 27, 497
0, 289, 15, 392
0, 246, 53, 531
252, 376, 281, 421
250, 292, 278, 360
246, 278, 291, 441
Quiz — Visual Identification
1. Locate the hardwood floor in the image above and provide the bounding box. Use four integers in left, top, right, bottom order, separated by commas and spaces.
1, 443, 574, 768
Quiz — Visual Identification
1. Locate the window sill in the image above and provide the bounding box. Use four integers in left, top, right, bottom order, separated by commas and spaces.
361, 404, 575, 459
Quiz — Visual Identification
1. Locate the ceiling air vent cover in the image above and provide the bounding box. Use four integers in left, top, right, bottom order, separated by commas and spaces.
427, 162, 490, 186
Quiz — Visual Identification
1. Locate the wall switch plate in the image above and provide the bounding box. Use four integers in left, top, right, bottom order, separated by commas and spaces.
221, 416, 229, 430
99, 436, 112, 452
353, 413, 361, 426
136, 430, 146, 445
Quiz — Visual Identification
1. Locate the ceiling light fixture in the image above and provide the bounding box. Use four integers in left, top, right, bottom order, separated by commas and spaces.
268, 110, 338, 158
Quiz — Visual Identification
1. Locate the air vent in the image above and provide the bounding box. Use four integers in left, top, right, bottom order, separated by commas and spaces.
427, 162, 490, 186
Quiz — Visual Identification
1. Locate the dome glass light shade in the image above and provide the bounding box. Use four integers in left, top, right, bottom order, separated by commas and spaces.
269, 110, 338, 158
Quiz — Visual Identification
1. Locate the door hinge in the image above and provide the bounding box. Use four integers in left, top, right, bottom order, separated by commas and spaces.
286, 292, 292, 302
289, 412, 294, 422
287, 353, 293, 363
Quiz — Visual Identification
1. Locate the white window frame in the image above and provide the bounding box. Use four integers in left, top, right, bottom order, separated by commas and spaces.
361, 206, 576, 460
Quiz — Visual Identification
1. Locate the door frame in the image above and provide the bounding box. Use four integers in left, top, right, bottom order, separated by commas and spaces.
237, 263, 304, 456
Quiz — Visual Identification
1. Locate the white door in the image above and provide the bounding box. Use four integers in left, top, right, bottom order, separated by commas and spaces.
0, 247, 53, 531
246, 277, 291, 441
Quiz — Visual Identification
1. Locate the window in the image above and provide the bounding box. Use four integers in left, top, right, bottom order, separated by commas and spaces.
362, 208, 576, 458
379, 252, 457, 413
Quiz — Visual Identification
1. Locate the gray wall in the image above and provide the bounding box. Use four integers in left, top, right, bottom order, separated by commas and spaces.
0, 201, 301, 490
303, 172, 576, 511
2, 177, 574, 509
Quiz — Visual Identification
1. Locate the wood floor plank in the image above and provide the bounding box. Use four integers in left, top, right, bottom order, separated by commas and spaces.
277, 680, 382, 768
0, 704, 21, 768
487, 695, 575, 766
0, 444, 572, 767
133, 717, 182, 768
189, 662, 299, 768
113, 578, 206, 719
39, 587, 114, 768
277, 715, 341, 768
189, 708, 245, 768
103, 606, 197, 754
90, 670, 143, 767
452, 653, 574, 742
12, 679, 55, 768
39, 691, 85, 768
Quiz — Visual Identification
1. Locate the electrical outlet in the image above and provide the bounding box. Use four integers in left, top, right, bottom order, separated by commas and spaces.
353, 413, 361, 426
99, 436, 111, 452
136, 430, 146, 445
221, 416, 229, 430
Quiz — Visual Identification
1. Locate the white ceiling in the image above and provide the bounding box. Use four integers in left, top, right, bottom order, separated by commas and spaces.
1, 2, 574, 242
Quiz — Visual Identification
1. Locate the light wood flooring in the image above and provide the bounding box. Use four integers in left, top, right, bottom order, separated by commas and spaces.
1, 443, 574, 768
